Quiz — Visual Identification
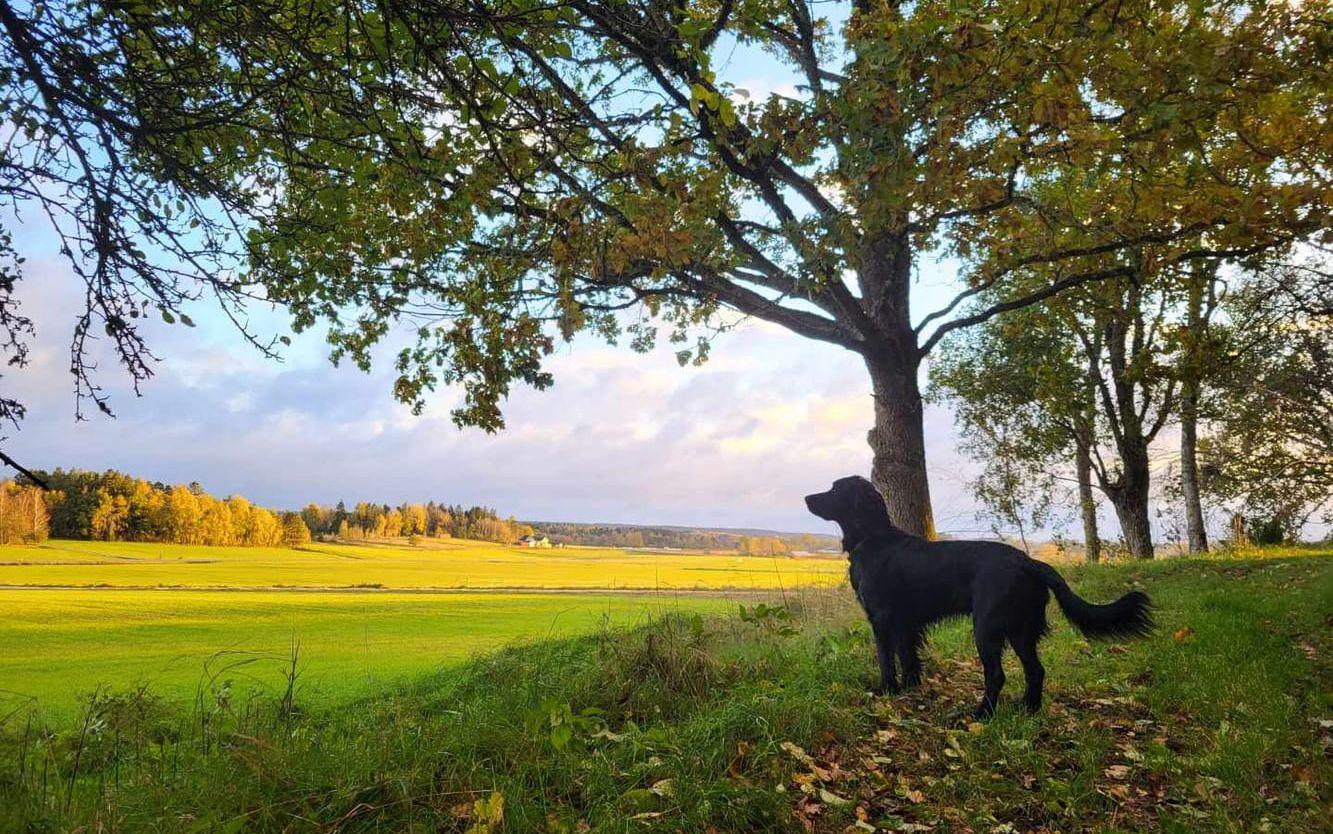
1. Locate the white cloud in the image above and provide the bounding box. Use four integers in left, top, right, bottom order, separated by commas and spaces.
2, 253, 984, 534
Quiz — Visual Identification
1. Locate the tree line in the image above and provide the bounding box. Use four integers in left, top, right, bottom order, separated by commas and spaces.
298, 502, 533, 544
3, 470, 542, 548
534, 522, 742, 551
33, 469, 299, 547
532, 522, 838, 554
736, 537, 791, 558
5, 469, 839, 552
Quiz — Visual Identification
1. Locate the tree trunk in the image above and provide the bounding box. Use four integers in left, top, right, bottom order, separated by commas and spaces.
1230, 513, 1249, 548
1076, 443, 1100, 562
1179, 378, 1208, 553
865, 356, 936, 539
1106, 445, 1154, 558
1179, 265, 1210, 554
855, 231, 935, 540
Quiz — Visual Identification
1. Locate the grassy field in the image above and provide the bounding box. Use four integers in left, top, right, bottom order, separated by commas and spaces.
0, 538, 845, 590
0, 590, 732, 721
0, 538, 838, 722
2, 549, 1328, 832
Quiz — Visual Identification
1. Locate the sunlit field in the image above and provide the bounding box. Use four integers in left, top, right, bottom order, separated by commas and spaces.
0, 589, 733, 721
0, 538, 842, 720
0, 537, 845, 590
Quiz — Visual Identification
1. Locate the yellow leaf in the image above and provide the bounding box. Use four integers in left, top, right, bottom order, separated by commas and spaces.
819, 788, 852, 807
466, 791, 505, 834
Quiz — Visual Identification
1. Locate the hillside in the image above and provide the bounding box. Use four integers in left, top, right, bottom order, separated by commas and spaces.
3, 551, 1329, 832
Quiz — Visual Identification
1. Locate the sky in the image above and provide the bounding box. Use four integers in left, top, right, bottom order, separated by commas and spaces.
0, 23, 1004, 538
2, 249, 995, 536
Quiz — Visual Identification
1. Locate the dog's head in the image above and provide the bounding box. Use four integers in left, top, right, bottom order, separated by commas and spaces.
804, 476, 895, 548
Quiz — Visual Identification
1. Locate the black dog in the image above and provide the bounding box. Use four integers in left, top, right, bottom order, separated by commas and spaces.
805, 476, 1152, 717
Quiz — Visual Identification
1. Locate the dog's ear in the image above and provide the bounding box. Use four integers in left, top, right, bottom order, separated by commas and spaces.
849, 478, 894, 532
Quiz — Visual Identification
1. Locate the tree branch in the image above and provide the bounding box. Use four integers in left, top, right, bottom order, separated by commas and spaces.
0, 449, 48, 489
919, 265, 1133, 356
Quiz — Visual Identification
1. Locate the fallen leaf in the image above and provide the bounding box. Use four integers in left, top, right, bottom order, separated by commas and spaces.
1174, 626, 1194, 642
819, 788, 851, 807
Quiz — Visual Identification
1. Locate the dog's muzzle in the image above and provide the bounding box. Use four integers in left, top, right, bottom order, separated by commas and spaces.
805, 492, 834, 520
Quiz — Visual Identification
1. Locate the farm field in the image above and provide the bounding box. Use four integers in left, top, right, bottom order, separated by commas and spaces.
0, 538, 840, 721
0, 589, 731, 721
0, 537, 845, 590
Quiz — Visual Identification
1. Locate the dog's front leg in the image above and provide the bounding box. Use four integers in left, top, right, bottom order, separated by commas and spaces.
870, 619, 900, 695
895, 628, 924, 689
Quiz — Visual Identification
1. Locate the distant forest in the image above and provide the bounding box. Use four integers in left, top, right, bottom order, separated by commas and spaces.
530, 522, 839, 554
4, 469, 838, 553
34, 469, 302, 547
18, 469, 533, 547
297, 502, 533, 544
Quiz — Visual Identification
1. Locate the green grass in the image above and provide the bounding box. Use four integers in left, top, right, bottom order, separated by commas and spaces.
0, 537, 839, 723
0, 590, 732, 722
2, 551, 1328, 833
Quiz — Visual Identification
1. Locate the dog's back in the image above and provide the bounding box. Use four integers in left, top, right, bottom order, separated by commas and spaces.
850, 533, 1035, 627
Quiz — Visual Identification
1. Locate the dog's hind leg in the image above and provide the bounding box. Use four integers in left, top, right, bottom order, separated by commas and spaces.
1009, 632, 1046, 713
972, 621, 1007, 719
1010, 601, 1048, 713
870, 619, 900, 695
895, 627, 924, 689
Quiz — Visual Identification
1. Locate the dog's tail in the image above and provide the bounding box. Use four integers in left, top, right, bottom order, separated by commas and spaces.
1023, 559, 1153, 640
